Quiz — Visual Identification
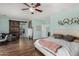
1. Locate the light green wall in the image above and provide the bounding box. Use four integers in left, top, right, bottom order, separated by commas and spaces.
32, 18, 50, 26
0, 15, 10, 33
50, 6, 79, 33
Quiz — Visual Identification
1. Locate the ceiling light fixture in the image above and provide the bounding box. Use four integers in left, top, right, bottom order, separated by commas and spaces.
29, 7, 35, 14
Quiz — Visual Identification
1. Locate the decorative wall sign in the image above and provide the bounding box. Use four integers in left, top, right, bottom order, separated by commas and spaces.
58, 17, 79, 25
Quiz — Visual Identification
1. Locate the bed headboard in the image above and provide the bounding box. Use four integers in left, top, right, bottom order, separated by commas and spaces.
52, 29, 79, 38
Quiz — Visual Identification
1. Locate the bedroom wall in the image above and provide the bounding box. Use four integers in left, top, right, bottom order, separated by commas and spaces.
50, 6, 79, 34
32, 6, 79, 39
0, 15, 9, 33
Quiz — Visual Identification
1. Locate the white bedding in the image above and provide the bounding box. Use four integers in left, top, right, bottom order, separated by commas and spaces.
34, 37, 79, 56
34, 42, 54, 56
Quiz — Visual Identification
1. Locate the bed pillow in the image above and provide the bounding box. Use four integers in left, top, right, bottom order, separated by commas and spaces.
63, 35, 75, 42
73, 39, 79, 43
53, 34, 64, 39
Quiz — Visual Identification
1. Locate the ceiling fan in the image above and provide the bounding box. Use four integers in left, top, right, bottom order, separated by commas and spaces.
22, 3, 43, 14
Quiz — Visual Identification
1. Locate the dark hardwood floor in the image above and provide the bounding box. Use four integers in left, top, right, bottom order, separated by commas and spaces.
0, 38, 44, 56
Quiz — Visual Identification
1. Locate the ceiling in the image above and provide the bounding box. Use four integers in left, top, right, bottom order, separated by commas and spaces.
0, 3, 79, 20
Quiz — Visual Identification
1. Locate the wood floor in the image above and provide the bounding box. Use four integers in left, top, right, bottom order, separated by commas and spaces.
0, 38, 44, 56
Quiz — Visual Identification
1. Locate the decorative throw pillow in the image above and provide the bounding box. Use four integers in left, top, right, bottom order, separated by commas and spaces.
53, 34, 64, 39
63, 35, 75, 42
1, 33, 7, 39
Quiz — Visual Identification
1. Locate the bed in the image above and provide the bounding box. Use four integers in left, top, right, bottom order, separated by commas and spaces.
34, 29, 79, 56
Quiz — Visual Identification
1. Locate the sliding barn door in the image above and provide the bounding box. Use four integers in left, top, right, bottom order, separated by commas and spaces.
9, 20, 20, 39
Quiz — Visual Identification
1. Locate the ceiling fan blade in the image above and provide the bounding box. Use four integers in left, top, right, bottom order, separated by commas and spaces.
22, 8, 29, 10
24, 3, 30, 7
35, 9, 42, 12
35, 3, 41, 7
